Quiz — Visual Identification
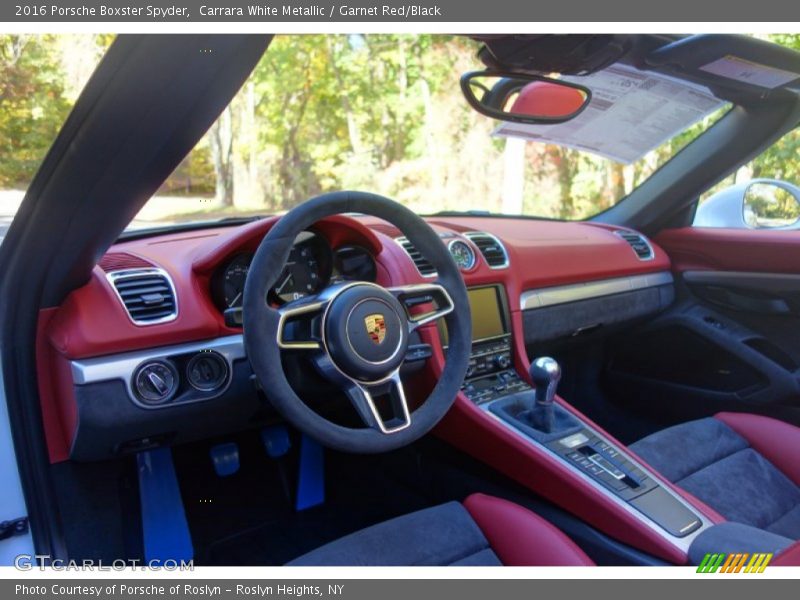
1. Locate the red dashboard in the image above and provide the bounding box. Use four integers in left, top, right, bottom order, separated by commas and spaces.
44, 215, 669, 360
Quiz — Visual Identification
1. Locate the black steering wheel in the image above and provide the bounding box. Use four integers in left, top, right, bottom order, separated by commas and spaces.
243, 191, 471, 453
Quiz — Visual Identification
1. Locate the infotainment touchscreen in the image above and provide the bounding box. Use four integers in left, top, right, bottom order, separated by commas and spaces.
438, 285, 507, 346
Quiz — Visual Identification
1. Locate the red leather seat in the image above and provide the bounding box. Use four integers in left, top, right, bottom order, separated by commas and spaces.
287, 493, 593, 566
463, 493, 594, 566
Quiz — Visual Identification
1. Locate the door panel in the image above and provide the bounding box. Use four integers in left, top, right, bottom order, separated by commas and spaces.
605, 227, 800, 428
655, 227, 800, 274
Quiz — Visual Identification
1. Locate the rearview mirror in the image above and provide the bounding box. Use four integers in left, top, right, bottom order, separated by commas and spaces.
460, 70, 591, 125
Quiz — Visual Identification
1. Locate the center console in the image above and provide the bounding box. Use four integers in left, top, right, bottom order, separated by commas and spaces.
445, 284, 710, 549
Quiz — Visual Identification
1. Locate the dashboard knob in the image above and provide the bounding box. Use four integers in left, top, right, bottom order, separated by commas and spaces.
187, 351, 229, 392
495, 354, 511, 369
133, 361, 178, 405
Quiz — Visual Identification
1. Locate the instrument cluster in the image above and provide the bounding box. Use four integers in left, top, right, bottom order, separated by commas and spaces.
211, 230, 377, 310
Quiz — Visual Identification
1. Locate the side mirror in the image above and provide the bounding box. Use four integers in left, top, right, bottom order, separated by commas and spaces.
743, 181, 800, 229
460, 70, 591, 125
695, 179, 800, 230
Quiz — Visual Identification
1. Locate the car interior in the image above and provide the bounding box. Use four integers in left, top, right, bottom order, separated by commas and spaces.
2, 33, 800, 567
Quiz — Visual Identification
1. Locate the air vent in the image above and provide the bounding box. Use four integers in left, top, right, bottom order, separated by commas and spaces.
108, 268, 178, 325
98, 252, 153, 272
464, 232, 509, 269
395, 237, 436, 277
615, 230, 655, 261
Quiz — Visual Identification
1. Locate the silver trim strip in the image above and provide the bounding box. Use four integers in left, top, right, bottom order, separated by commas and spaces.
480, 403, 712, 553
71, 335, 245, 409
106, 268, 179, 326
277, 301, 325, 350
520, 271, 673, 311
464, 231, 510, 270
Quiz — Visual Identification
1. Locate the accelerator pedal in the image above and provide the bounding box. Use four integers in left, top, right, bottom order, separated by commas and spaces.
260, 426, 325, 511
295, 434, 325, 511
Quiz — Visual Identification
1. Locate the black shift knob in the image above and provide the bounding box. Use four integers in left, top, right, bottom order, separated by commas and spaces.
530, 357, 561, 407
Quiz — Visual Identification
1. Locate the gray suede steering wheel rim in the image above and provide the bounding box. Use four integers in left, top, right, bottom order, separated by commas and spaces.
242, 191, 472, 454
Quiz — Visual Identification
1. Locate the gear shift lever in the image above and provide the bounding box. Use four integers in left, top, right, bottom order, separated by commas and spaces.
488, 355, 580, 443
529, 357, 561, 433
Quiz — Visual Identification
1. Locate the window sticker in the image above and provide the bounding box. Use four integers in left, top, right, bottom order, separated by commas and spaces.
494, 64, 725, 164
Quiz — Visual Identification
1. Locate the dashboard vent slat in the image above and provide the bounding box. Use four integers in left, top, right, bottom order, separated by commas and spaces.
463, 232, 509, 269
395, 237, 437, 277
108, 268, 178, 325
615, 231, 655, 261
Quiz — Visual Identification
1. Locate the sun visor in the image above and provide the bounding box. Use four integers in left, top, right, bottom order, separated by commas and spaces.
645, 35, 800, 99
474, 34, 634, 76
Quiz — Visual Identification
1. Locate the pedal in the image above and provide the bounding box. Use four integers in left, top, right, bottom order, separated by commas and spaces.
296, 434, 325, 511
209, 442, 240, 477
260, 425, 293, 504
260, 425, 290, 458
137, 448, 193, 562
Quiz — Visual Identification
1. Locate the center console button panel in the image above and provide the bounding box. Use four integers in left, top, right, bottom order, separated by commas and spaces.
548, 431, 655, 500
460, 336, 532, 404
541, 424, 702, 537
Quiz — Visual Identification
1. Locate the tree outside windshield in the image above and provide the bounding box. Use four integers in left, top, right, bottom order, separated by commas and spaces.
1, 34, 798, 235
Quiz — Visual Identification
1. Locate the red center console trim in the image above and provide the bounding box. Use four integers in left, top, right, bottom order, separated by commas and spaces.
437, 394, 693, 564
433, 289, 724, 564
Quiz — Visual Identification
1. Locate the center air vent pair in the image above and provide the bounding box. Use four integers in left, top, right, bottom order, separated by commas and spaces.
396, 231, 509, 276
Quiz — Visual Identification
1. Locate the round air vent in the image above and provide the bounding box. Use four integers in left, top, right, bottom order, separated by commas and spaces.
132, 361, 178, 405
186, 351, 229, 392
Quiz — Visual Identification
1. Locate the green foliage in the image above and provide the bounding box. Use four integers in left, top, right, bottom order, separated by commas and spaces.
2, 34, 799, 222
0, 35, 72, 187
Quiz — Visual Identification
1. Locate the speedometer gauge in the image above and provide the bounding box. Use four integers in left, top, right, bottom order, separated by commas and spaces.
212, 231, 333, 313
448, 239, 476, 271
221, 254, 251, 308
273, 245, 322, 303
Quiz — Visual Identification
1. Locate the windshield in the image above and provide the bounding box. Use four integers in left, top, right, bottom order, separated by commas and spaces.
130, 35, 728, 229
8, 34, 798, 237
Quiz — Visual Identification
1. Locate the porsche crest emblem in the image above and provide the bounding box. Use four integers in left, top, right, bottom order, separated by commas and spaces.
365, 314, 387, 345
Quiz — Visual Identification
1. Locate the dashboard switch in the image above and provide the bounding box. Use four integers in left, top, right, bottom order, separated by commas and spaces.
187, 351, 229, 392
133, 361, 178, 405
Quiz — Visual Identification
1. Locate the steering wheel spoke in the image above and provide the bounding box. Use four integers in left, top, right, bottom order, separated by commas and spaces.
276, 297, 327, 350
343, 372, 411, 434
388, 283, 455, 332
